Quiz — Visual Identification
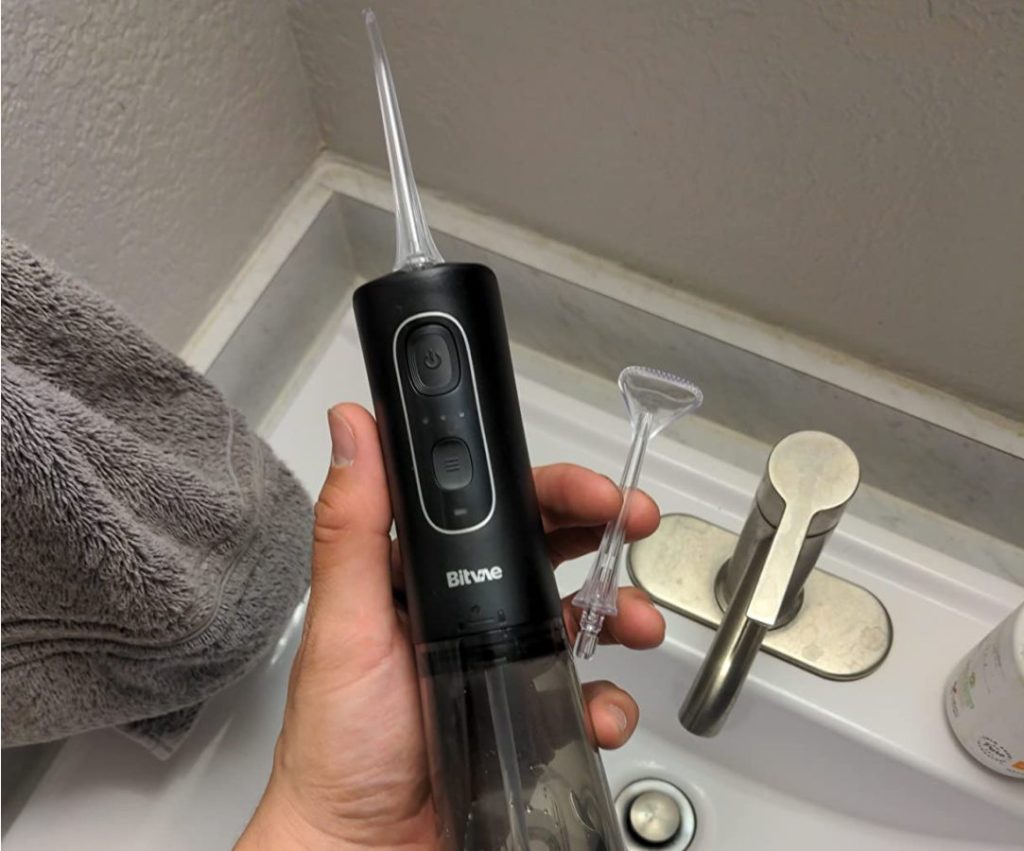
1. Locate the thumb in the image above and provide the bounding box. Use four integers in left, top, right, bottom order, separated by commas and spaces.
304, 403, 396, 654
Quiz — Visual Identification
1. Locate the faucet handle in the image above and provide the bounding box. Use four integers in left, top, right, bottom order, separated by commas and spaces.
746, 432, 860, 627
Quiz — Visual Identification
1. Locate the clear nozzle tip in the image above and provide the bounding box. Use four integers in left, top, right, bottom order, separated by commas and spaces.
364, 9, 444, 271
574, 624, 601, 661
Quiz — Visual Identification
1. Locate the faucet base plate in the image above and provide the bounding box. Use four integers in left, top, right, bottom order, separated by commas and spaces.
629, 514, 893, 680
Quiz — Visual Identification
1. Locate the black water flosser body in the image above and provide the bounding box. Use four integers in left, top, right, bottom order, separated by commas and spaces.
352, 12, 622, 850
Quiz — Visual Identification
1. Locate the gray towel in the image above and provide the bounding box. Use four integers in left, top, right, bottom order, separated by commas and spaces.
1, 235, 312, 757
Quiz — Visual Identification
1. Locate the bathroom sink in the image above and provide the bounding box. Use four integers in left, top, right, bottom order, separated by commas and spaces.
588, 637, 1024, 850
5, 312, 1022, 850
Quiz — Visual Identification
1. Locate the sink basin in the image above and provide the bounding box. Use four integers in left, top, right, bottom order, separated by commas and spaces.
5, 312, 1022, 850
589, 640, 1023, 850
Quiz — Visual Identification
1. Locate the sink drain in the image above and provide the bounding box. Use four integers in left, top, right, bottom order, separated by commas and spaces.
614, 779, 696, 851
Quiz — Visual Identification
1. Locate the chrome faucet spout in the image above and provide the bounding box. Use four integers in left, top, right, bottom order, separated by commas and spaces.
679, 431, 860, 737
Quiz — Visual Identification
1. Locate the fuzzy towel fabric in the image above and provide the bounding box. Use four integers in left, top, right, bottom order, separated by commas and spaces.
1, 235, 312, 757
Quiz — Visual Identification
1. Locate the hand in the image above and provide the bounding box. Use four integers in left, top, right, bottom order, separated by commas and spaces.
237, 404, 663, 850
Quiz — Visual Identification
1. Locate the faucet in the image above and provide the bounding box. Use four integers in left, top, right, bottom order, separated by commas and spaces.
678, 431, 860, 737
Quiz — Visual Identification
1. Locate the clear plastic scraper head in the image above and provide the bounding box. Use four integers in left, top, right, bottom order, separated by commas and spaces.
620, 366, 703, 439
572, 367, 702, 660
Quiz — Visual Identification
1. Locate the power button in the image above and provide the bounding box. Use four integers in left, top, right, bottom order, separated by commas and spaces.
406, 324, 460, 396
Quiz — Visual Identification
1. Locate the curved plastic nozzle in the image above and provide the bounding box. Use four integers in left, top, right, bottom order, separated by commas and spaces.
364, 9, 444, 271
572, 367, 703, 660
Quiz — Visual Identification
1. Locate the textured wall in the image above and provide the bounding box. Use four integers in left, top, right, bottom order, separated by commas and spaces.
2, 0, 320, 352
289, 0, 1024, 418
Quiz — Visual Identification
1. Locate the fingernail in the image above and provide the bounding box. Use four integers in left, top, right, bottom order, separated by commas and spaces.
607, 704, 628, 734
328, 407, 356, 467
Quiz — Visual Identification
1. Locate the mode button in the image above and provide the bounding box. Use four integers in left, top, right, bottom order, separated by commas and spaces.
432, 438, 473, 491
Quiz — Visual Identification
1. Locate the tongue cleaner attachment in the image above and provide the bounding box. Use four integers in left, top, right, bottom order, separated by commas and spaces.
572, 367, 703, 660
364, 9, 444, 271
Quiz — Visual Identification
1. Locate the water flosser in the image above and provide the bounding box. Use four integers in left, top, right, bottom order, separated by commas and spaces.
353, 12, 623, 851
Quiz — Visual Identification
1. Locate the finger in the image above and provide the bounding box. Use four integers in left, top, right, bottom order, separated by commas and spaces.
582, 680, 639, 749
563, 587, 665, 649
533, 464, 660, 539
306, 404, 395, 653
533, 464, 620, 532
544, 497, 658, 566
545, 525, 603, 567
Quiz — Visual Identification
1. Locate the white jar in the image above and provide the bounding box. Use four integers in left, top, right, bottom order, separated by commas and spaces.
945, 603, 1024, 778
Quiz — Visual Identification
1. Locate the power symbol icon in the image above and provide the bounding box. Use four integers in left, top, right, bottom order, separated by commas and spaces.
407, 326, 457, 394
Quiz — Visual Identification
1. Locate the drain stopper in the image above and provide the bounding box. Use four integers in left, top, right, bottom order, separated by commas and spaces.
628, 790, 682, 845
615, 779, 696, 851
